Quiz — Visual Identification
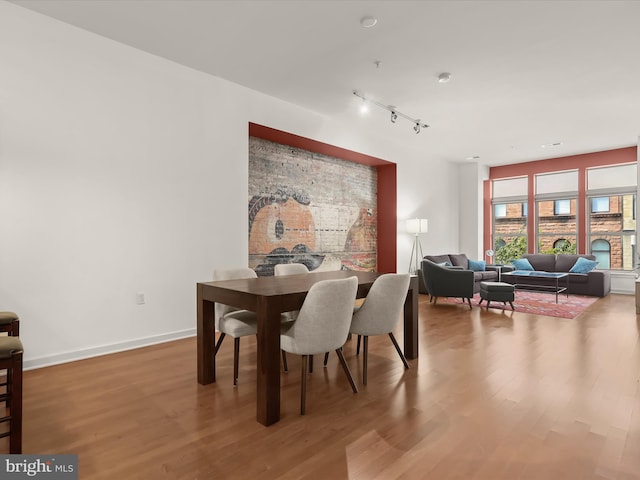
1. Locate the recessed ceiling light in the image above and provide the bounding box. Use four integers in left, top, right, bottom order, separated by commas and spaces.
466, 155, 481, 160
541, 142, 563, 148
360, 16, 377, 28
438, 72, 452, 83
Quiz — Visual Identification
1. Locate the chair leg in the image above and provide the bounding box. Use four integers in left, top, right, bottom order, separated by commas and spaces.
509, 301, 514, 310
356, 335, 361, 355
233, 337, 240, 386
335, 348, 358, 393
362, 336, 369, 385
10, 351, 22, 454
300, 355, 308, 415
466, 298, 472, 309
433, 297, 438, 305
323, 352, 329, 366
388, 332, 410, 370
214, 332, 226, 355
282, 350, 288, 372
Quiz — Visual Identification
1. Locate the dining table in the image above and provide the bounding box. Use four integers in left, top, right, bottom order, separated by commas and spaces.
197, 270, 419, 426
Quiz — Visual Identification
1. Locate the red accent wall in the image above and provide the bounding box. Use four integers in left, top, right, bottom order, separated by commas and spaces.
489, 147, 636, 179
248, 123, 397, 273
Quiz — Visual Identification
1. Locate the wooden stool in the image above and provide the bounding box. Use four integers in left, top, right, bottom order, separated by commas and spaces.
479, 281, 515, 310
0, 312, 19, 336
0, 336, 24, 453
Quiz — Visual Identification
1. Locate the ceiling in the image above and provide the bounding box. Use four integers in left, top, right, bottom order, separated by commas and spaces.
10, 0, 640, 166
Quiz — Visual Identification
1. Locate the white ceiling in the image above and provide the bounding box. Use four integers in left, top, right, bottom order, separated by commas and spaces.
10, 0, 640, 166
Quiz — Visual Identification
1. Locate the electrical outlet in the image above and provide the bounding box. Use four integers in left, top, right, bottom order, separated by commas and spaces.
136, 292, 145, 305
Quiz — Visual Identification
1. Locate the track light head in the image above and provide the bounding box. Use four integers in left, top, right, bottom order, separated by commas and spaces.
414, 122, 421, 134
390, 110, 397, 123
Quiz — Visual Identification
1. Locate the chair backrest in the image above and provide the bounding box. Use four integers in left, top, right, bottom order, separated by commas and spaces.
351, 274, 410, 336
284, 276, 358, 355
420, 259, 438, 294
212, 268, 257, 321
274, 263, 310, 276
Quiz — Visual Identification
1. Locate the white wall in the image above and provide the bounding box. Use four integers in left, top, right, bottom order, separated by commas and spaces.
457, 163, 489, 260
0, 3, 460, 368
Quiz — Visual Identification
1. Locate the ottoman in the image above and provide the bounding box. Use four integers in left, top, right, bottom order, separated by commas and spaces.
479, 281, 515, 310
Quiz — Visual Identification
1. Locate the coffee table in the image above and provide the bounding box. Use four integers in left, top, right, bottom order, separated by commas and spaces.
502, 270, 569, 303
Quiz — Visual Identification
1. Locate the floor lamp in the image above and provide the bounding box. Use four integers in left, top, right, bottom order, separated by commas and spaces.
407, 218, 428, 273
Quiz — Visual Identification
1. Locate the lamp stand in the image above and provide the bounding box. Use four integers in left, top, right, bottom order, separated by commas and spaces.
409, 233, 424, 274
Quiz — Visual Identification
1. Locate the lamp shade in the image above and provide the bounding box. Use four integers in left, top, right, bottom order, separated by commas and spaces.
406, 218, 428, 234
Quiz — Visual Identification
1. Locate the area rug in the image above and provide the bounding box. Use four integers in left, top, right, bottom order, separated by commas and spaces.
439, 291, 599, 319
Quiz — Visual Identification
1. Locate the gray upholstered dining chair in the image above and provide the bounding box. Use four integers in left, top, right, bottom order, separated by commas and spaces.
349, 273, 411, 385
213, 267, 290, 385
213, 267, 293, 384
280, 276, 359, 415
274, 263, 310, 276
213, 267, 258, 386
274, 263, 310, 322
274, 263, 310, 373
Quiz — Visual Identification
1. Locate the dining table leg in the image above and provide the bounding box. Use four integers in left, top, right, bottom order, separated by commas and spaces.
197, 283, 215, 384
403, 275, 419, 359
256, 296, 282, 426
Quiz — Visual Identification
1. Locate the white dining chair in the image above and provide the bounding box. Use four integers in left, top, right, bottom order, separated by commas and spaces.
349, 273, 411, 385
274, 263, 310, 277
274, 263, 310, 373
274, 263, 310, 321
212, 267, 259, 386
280, 276, 359, 415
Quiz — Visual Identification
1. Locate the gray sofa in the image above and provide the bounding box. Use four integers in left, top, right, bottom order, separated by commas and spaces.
503, 253, 610, 297
419, 253, 502, 294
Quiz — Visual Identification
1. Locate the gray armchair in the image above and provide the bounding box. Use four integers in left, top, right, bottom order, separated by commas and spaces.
420, 259, 474, 309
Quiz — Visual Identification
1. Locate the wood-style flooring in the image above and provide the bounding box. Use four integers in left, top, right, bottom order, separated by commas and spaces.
6, 293, 640, 479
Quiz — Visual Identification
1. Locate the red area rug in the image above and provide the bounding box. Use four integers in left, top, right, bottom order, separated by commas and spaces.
439, 291, 599, 319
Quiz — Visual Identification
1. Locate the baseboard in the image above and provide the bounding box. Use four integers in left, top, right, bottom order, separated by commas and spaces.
24, 328, 196, 371
611, 288, 634, 295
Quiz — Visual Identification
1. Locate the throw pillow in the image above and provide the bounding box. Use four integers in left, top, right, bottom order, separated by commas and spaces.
569, 257, 598, 274
468, 259, 486, 271
511, 258, 534, 271
436, 261, 452, 267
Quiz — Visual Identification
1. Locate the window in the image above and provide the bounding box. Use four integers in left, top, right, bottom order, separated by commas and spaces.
591, 197, 610, 213
554, 199, 571, 215
591, 239, 610, 269
537, 199, 577, 254
492, 202, 527, 263
488, 158, 637, 273
586, 164, 637, 270
587, 194, 636, 270
494, 204, 506, 218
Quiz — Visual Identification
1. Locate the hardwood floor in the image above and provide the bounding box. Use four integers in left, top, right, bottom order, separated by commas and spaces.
6, 293, 640, 479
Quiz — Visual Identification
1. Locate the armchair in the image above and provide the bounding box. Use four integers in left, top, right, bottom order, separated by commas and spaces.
420, 259, 474, 309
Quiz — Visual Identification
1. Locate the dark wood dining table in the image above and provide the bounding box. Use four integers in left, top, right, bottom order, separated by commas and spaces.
197, 270, 419, 426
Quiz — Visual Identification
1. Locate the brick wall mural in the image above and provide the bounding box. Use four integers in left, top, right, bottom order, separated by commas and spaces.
248, 137, 377, 276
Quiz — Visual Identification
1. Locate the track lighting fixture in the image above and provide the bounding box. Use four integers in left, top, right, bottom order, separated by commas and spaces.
353, 90, 429, 134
